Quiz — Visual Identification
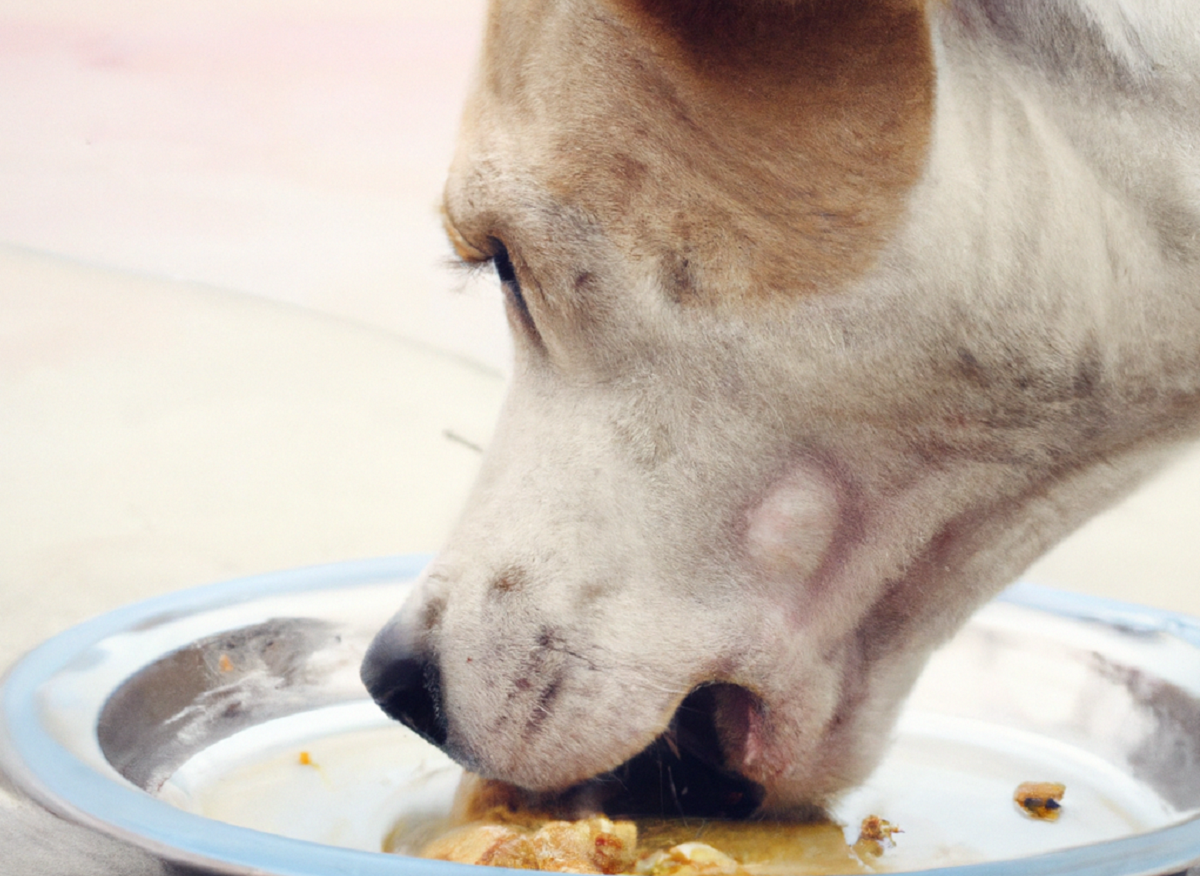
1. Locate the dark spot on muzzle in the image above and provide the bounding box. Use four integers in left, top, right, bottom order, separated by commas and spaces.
360, 620, 447, 748
489, 566, 529, 596
573, 685, 765, 820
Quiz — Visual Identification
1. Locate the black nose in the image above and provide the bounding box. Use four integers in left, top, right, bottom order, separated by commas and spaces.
360, 618, 447, 747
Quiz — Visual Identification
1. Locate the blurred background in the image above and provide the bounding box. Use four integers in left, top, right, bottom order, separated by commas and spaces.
3, 0, 1200, 679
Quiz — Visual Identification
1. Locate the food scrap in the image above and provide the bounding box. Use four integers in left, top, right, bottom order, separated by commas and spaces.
1013, 781, 1065, 821
298, 750, 315, 767
852, 815, 901, 859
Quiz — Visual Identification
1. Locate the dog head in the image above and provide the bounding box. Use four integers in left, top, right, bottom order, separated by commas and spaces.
363, 0, 1193, 811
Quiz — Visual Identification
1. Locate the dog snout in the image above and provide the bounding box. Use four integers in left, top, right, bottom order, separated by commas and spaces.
360, 617, 447, 747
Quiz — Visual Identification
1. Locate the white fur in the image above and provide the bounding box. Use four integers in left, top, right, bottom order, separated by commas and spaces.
372, 0, 1200, 811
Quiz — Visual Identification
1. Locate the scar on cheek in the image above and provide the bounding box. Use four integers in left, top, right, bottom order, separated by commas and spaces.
745, 464, 840, 583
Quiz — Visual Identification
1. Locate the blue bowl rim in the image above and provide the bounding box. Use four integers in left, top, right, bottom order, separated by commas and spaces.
2, 555, 1199, 876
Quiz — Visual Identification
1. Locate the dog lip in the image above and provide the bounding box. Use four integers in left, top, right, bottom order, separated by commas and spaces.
567, 685, 766, 819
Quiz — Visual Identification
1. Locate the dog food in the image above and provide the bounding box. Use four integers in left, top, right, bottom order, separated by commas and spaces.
420, 814, 639, 873
401, 776, 892, 875
850, 815, 900, 859
1013, 781, 1065, 820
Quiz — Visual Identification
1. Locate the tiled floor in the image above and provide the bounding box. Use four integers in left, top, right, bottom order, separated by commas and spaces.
1, 0, 505, 672
0, 0, 506, 371
3, 0, 1200, 700
0, 245, 506, 669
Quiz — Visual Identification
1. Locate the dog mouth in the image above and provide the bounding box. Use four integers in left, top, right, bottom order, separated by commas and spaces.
560, 684, 766, 820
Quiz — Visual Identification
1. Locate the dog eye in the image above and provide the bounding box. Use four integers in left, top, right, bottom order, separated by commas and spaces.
442, 212, 537, 339
490, 242, 535, 329
493, 242, 518, 288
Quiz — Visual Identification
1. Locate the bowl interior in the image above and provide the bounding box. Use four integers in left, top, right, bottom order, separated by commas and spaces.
5, 557, 1200, 875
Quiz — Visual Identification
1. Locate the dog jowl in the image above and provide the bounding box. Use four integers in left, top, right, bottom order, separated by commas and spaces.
363, 0, 1200, 814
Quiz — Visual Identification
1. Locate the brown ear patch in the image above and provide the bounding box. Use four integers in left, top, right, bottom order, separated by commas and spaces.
546, 0, 936, 304
612, 0, 935, 302
452, 0, 935, 307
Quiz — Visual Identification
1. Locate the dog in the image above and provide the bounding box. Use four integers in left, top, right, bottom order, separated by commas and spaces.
362, 0, 1200, 815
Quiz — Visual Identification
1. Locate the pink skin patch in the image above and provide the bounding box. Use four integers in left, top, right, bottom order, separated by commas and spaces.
745, 463, 840, 587
729, 463, 842, 781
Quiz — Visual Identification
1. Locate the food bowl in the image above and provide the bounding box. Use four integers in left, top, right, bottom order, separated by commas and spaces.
3, 555, 1200, 875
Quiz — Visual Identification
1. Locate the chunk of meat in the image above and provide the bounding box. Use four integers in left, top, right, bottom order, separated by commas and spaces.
1013, 781, 1066, 821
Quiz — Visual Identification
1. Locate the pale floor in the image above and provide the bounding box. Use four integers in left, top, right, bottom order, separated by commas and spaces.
3, 0, 1200, 679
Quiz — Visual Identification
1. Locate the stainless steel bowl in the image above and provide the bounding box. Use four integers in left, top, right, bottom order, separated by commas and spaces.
3, 555, 1200, 875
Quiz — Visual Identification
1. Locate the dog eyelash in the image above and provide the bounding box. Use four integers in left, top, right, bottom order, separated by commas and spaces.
446, 233, 537, 336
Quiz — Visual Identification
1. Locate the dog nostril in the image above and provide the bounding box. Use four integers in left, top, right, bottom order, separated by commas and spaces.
361, 619, 447, 748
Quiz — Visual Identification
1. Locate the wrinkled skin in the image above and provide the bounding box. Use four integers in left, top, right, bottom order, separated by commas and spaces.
365, 0, 1200, 811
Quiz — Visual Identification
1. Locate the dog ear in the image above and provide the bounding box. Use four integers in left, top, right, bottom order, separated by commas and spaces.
605, 0, 929, 75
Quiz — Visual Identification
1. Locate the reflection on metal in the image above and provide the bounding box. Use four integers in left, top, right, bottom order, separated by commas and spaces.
98, 618, 351, 792
2, 557, 1200, 876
